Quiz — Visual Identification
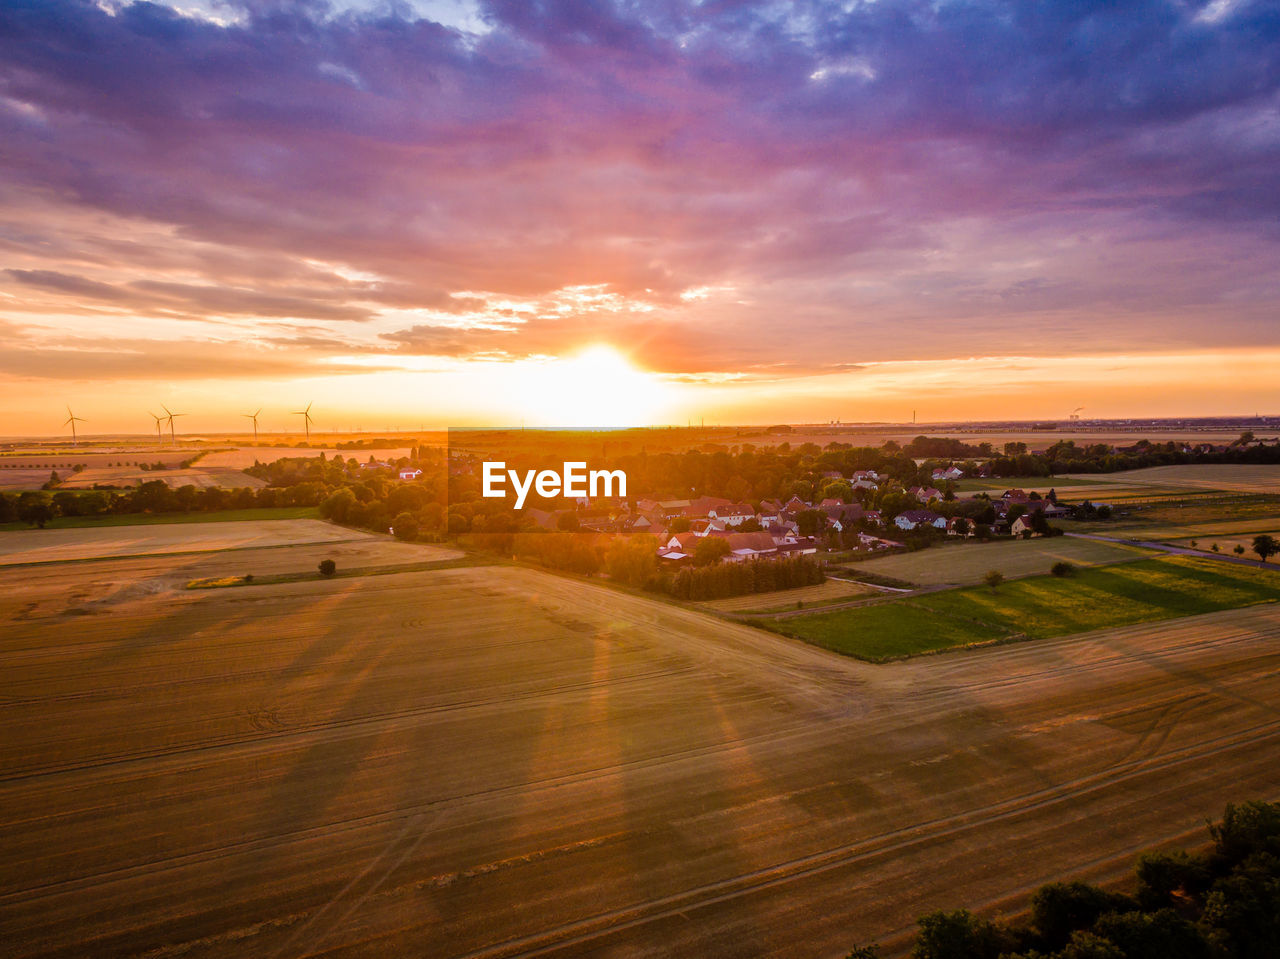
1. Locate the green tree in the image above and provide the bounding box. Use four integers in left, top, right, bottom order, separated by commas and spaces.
983, 570, 1004, 589
912, 909, 1011, 959
796, 508, 827, 536
1251, 534, 1278, 563
694, 537, 731, 566
392, 512, 419, 541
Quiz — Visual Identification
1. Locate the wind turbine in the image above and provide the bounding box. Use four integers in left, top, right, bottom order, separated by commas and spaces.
64, 406, 85, 445
293, 402, 314, 440
162, 404, 185, 443
242, 408, 261, 441
147, 411, 164, 443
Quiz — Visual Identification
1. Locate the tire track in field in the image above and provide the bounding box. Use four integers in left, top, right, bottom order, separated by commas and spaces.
446, 718, 1280, 959
0, 663, 704, 783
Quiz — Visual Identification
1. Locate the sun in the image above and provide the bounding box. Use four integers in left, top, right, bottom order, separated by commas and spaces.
518, 345, 669, 426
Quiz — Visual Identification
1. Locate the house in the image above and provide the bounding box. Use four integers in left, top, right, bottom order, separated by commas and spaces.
819, 497, 844, 508
776, 537, 820, 556
894, 509, 946, 531
665, 531, 700, 552
765, 518, 800, 542
851, 470, 882, 482
858, 532, 902, 550
946, 516, 975, 536
908, 486, 944, 502
1019, 499, 1069, 518
708, 503, 755, 526
1010, 514, 1043, 537
932, 466, 964, 481
398, 467, 422, 481
822, 503, 867, 532
725, 530, 779, 560
783, 495, 809, 513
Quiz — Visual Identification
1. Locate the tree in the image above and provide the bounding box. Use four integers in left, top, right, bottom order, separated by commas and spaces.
796, 508, 827, 536
984, 570, 1004, 589
1251, 534, 1278, 563
556, 511, 581, 531
912, 909, 1012, 959
318, 558, 337, 576
821, 479, 853, 503
1051, 561, 1075, 577
392, 512, 419, 541
694, 537, 731, 566
18, 495, 54, 529
1234, 544, 1246, 556
952, 517, 971, 537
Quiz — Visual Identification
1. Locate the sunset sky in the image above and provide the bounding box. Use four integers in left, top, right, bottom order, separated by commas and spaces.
2, 0, 1278, 434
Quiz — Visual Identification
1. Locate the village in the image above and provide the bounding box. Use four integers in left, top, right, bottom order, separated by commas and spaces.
511, 464, 1084, 565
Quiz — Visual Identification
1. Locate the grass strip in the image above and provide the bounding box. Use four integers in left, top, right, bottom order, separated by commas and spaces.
765, 555, 1280, 662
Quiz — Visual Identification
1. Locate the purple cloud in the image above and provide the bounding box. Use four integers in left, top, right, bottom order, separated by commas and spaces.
0, 0, 1276, 379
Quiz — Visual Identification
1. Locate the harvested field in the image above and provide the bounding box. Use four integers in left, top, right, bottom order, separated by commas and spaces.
54, 465, 267, 490
1, 556, 1279, 958
1164, 529, 1280, 556
1061, 464, 1280, 495
699, 578, 877, 613
0, 518, 396, 566
846, 535, 1148, 587
1118, 517, 1280, 542
198, 446, 413, 468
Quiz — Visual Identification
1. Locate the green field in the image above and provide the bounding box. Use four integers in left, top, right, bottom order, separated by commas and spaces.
769, 556, 1280, 661
845, 535, 1149, 587
0, 507, 319, 531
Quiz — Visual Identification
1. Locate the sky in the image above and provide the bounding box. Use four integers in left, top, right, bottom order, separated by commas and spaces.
1, 0, 1278, 434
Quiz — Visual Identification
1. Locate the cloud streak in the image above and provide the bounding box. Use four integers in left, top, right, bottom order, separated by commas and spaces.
0, 0, 1276, 403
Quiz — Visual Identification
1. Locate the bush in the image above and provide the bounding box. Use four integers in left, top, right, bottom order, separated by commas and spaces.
1051, 561, 1076, 577
318, 559, 337, 576
983, 569, 1004, 589
392, 511, 419, 541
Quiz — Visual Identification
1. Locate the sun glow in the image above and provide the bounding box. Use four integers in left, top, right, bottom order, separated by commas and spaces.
516, 346, 670, 426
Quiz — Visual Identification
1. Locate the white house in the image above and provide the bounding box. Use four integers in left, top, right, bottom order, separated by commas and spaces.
398, 468, 422, 481
895, 509, 947, 531
708, 503, 755, 527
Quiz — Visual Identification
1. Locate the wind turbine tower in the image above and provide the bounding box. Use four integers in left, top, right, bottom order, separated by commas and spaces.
294, 402, 315, 441
64, 406, 85, 445
162, 404, 185, 443
243, 408, 262, 441
147, 411, 164, 444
